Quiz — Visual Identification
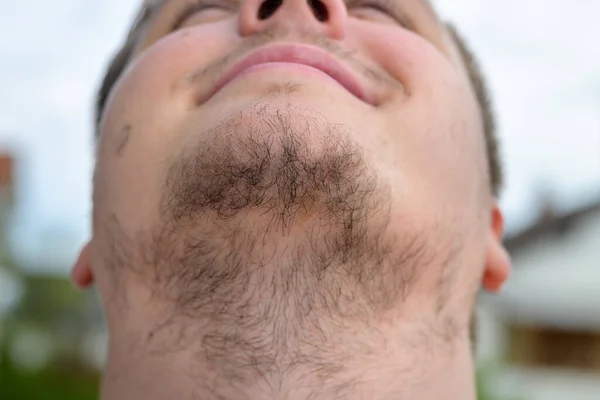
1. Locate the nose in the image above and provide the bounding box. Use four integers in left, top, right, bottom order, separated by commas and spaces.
239, 0, 348, 40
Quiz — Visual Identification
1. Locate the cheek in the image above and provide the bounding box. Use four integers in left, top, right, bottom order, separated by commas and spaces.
360, 27, 488, 213
397, 98, 486, 218
95, 27, 237, 231
357, 26, 441, 95
101, 26, 235, 137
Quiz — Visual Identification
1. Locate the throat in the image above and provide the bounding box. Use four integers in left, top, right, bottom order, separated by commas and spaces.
102, 316, 476, 400
101, 270, 476, 400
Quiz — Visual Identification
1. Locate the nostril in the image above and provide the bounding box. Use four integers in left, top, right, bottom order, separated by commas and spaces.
258, 0, 283, 19
308, 0, 328, 21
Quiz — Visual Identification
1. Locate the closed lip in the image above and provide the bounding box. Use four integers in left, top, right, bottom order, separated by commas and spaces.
210, 43, 373, 104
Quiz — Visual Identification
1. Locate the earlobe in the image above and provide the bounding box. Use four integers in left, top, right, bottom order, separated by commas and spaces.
483, 244, 511, 292
72, 242, 95, 289
482, 203, 512, 293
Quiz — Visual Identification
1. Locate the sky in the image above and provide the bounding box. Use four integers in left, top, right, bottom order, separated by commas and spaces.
0, 0, 599, 273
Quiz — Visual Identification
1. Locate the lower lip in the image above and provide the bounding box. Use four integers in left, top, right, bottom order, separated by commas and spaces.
216, 62, 348, 95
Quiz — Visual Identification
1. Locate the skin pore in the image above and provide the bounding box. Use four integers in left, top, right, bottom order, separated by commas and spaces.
73, 0, 511, 399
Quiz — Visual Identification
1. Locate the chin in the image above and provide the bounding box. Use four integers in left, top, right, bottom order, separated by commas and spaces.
202, 77, 360, 115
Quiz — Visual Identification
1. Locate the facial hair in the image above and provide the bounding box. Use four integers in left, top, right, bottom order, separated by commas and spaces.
102, 104, 434, 394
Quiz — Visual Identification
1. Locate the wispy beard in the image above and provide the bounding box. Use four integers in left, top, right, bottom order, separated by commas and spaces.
147, 104, 430, 312
101, 104, 436, 396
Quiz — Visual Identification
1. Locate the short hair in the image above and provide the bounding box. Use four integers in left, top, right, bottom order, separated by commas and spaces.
94, 2, 502, 196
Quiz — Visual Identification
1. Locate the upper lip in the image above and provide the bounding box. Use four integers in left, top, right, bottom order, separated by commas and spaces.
210, 43, 373, 104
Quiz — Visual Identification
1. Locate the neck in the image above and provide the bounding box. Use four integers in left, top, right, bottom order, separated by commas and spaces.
97, 210, 478, 400
103, 344, 475, 400
101, 303, 476, 400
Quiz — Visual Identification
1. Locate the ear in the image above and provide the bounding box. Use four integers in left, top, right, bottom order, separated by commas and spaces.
72, 241, 95, 289
482, 202, 512, 293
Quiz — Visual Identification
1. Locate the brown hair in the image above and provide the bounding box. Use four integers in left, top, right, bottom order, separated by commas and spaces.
446, 24, 503, 196
94, 3, 503, 196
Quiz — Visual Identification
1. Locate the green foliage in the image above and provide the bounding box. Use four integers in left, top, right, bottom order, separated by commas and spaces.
0, 347, 100, 400
14, 276, 90, 329
476, 363, 525, 400
0, 270, 100, 399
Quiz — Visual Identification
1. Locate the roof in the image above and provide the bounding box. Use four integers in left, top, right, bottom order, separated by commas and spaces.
489, 196, 600, 330
504, 197, 600, 254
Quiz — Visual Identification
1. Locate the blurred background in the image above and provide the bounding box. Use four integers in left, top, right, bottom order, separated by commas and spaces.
0, 0, 599, 399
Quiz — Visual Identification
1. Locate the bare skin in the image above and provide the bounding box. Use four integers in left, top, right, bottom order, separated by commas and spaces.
73, 0, 511, 398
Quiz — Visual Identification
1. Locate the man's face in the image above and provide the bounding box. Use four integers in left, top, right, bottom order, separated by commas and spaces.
83, 0, 508, 341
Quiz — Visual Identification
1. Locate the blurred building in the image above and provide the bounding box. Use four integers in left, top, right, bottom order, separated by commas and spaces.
479, 197, 600, 400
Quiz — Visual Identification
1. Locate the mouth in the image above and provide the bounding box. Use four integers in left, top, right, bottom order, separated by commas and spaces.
209, 43, 373, 105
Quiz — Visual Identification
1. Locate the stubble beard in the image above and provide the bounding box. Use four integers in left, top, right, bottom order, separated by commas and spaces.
101, 104, 436, 394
